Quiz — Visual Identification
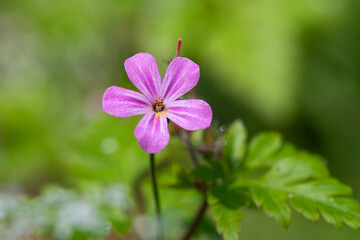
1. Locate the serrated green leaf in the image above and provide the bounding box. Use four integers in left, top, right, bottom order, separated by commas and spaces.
318, 202, 343, 228
287, 179, 357, 227
251, 186, 291, 227
245, 132, 282, 168
318, 198, 360, 229
246, 151, 360, 229
288, 195, 320, 222
210, 203, 243, 240
208, 185, 247, 240
261, 153, 329, 185
223, 120, 247, 174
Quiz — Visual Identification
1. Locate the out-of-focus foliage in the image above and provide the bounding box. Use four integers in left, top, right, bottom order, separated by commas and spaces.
0, 184, 131, 240
1, 0, 360, 239
222, 121, 247, 174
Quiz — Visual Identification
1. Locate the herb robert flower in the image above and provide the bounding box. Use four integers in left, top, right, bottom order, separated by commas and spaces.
102, 53, 212, 153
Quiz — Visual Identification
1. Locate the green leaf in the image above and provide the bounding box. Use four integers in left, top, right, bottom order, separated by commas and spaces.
191, 161, 225, 182
245, 132, 283, 168
246, 152, 360, 229
251, 185, 291, 227
223, 120, 247, 174
261, 153, 329, 185
291, 179, 360, 228
288, 195, 320, 222
291, 178, 352, 198
210, 203, 243, 240
208, 185, 247, 240
318, 198, 360, 229
209, 185, 248, 209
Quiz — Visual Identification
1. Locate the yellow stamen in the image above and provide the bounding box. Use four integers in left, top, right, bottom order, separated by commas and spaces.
154, 110, 168, 124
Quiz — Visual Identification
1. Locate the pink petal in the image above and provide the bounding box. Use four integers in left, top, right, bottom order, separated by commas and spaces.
124, 53, 162, 102
161, 57, 200, 102
102, 86, 151, 117
166, 99, 212, 131
134, 112, 170, 153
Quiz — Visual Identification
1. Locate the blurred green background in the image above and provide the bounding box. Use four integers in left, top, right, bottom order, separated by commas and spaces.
0, 0, 360, 239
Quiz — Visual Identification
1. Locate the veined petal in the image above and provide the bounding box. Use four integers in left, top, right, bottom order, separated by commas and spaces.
166, 99, 212, 131
161, 57, 200, 102
134, 112, 170, 153
102, 86, 151, 117
124, 53, 162, 102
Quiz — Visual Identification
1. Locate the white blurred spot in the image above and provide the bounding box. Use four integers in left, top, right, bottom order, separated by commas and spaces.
219, 125, 226, 133
100, 137, 119, 155
41, 188, 76, 206
103, 183, 131, 210
54, 200, 104, 240
216, 178, 223, 184
0, 194, 22, 220
134, 215, 156, 240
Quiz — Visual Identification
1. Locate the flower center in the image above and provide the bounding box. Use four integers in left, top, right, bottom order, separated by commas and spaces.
153, 97, 165, 113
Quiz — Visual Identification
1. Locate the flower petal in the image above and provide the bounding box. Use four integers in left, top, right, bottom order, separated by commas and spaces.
102, 86, 151, 117
161, 57, 200, 102
166, 99, 212, 130
134, 112, 170, 153
124, 53, 162, 102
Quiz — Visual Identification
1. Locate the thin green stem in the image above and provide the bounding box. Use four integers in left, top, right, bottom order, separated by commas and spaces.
150, 153, 163, 240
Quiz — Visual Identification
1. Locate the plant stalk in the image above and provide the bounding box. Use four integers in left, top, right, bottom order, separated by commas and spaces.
150, 153, 163, 240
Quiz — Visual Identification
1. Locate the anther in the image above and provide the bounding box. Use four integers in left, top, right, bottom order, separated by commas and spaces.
153, 98, 164, 112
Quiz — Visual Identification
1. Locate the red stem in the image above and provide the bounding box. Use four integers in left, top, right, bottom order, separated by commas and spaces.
176, 38, 182, 57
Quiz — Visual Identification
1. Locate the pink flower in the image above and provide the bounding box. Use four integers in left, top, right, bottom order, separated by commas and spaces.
102, 53, 213, 153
